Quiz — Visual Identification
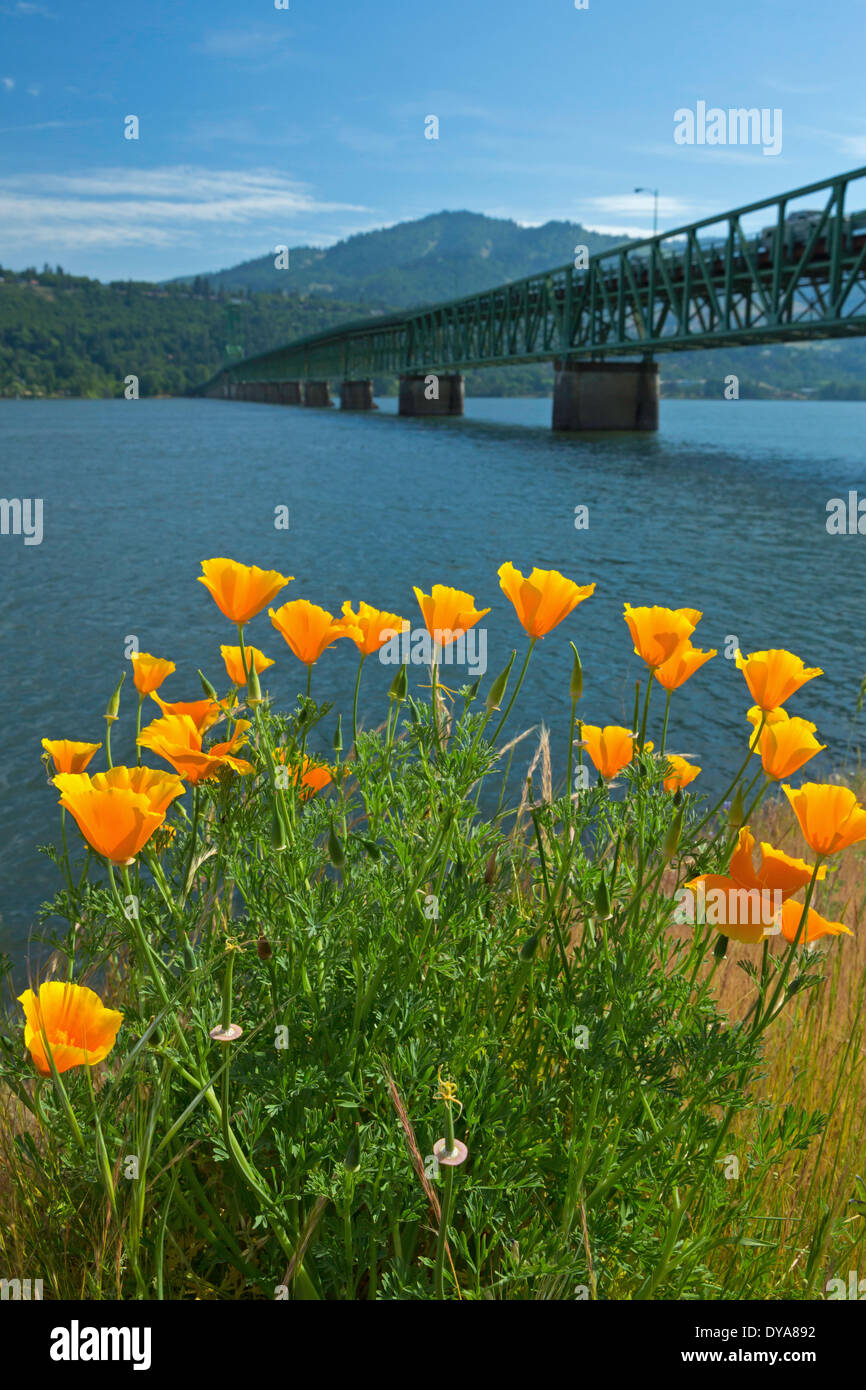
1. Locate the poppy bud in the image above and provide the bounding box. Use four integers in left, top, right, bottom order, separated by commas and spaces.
343, 1131, 361, 1172
183, 940, 197, 971
519, 929, 540, 961
199, 669, 218, 701
388, 662, 408, 703
333, 714, 343, 754
328, 821, 345, 869
256, 935, 273, 961
569, 642, 584, 705
662, 805, 684, 861
247, 660, 263, 705
271, 801, 287, 851
727, 786, 745, 828
486, 651, 516, 712
465, 675, 482, 702
104, 672, 125, 725
595, 874, 611, 919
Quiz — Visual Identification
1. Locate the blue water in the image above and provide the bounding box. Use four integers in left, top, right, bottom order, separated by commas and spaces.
2, 396, 865, 965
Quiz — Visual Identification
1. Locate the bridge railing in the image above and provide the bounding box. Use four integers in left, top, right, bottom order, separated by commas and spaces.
200, 164, 866, 391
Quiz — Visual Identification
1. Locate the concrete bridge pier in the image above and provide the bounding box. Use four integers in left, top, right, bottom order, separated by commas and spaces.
340, 379, 377, 411
277, 381, 303, 405
553, 359, 659, 431
303, 380, 332, 407
399, 373, 464, 417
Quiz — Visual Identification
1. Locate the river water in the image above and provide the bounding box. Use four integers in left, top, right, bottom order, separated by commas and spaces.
1, 395, 864, 966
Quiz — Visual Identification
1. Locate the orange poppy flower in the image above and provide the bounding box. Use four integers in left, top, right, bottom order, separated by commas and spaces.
623, 604, 700, 671
662, 754, 701, 792
198, 558, 292, 626
339, 601, 409, 656
269, 600, 359, 665
735, 649, 822, 712
130, 652, 176, 696
276, 750, 333, 801
760, 717, 825, 781
685, 826, 825, 943
497, 563, 595, 639
88, 764, 187, 812
782, 782, 866, 856
778, 899, 852, 945
653, 642, 716, 692
18, 981, 123, 1077
150, 694, 223, 733
53, 766, 184, 862
413, 585, 491, 646
138, 713, 254, 783
747, 705, 789, 733
580, 725, 636, 781
220, 644, 275, 687
41, 739, 102, 774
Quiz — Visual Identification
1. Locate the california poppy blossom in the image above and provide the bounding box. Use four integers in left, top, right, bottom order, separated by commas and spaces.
130, 652, 176, 696
736, 648, 822, 712
497, 563, 595, 639
138, 713, 254, 783
53, 766, 184, 862
662, 754, 701, 792
413, 585, 490, 646
684, 826, 825, 943
41, 739, 102, 774
580, 725, 636, 781
623, 604, 700, 671
276, 750, 333, 801
150, 694, 223, 733
198, 558, 292, 626
220, 644, 275, 687
778, 898, 852, 945
269, 599, 360, 665
747, 705, 789, 732
782, 782, 866, 856
653, 642, 716, 692
339, 601, 409, 656
760, 717, 825, 781
18, 981, 123, 1077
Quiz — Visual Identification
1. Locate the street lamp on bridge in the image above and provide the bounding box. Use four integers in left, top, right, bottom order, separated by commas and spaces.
634, 186, 659, 237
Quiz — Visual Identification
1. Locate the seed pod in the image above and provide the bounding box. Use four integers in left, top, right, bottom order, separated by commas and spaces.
256, 935, 273, 961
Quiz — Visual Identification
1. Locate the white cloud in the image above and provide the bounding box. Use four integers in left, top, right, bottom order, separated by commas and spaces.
0, 165, 371, 250
2, 77, 14, 90
26, 83, 40, 96
584, 194, 695, 220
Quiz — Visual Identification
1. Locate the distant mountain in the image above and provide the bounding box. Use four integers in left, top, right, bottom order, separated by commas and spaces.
170, 210, 631, 307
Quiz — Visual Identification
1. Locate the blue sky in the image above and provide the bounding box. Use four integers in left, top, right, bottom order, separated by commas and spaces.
1, 0, 865, 281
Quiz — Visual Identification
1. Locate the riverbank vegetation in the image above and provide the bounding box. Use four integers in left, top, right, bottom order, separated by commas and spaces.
4, 265, 866, 402
1, 564, 864, 1299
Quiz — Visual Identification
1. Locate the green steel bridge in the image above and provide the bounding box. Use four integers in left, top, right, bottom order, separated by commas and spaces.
198, 165, 866, 429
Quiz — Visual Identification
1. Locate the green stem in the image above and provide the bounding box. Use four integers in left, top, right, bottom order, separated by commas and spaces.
490, 639, 536, 745
352, 653, 366, 750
